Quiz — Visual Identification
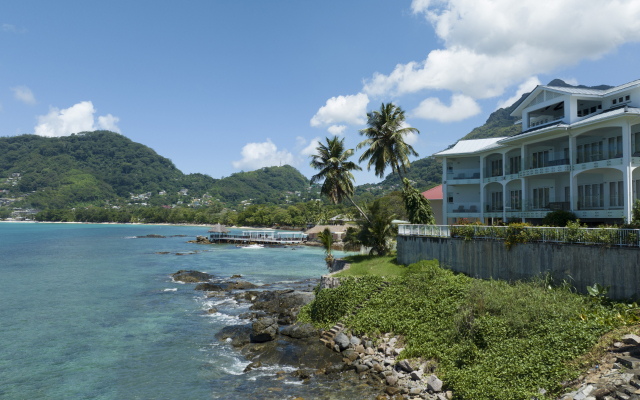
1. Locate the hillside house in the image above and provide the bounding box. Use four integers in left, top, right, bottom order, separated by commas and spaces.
434, 78, 640, 225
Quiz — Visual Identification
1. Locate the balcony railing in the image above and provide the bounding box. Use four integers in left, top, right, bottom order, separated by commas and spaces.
446, 168, 481, 181
483, 167, 503, 178
525, 151, 570, 170
398, 224, 640, 247
447, 202, 481, 214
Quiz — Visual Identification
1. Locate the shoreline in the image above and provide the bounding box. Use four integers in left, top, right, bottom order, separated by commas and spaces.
0, 220, 292, 230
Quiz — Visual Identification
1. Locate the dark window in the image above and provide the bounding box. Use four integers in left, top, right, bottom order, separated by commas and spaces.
626, 95, 630, 101
613, 99, 617, 104
619, 97, 624, 103
448, 196, 453, 203
591, 106, 596, 113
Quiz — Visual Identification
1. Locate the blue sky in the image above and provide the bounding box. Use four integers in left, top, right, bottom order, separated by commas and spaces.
2, 0, 640, 184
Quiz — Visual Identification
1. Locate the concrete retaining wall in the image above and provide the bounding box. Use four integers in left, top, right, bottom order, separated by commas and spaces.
397, 236, 640, 299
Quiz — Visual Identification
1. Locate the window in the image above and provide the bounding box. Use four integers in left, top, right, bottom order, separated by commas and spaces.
532, 187, 549, 209
448, 196, 453, 203
510, 190, 522, 210
490, 159, 503, 177
509, 156, 521, 174
609, 181, 624, 208
613, 99, 617, 105
617, 135, 623, 157
591, 106, 596, 113
565, 186, 570, 202
578, 185, 584, 209
490, 192, 503, 211
619, 97, 624, 103
626, 95, 630, 101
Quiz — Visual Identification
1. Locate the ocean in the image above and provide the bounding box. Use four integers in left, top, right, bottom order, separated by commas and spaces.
0, 223, 372, 400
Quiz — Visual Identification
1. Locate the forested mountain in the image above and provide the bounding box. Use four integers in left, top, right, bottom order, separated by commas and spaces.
0, 131, 309, 209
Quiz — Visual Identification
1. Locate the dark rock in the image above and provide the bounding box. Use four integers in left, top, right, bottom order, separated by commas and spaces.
171, 270, 213, 283
238, 311, 268, 320
355, 364, 369, 373
251, 317, 278, 342
249, 289, 315, 325
207, 307, 218, 314
623, 334, 640, 346
386, 386, 400, 395
397, 359, 414, 373
136, 234, 166, 238
280, 323, 319, 339
215, 324, 251, 347
334, 333, 350, 351
325, 363, 347, 374
187, 235, 212, 244
194, 283, 219, 291
194, 280, 258, 291
231, 274, 242, 279
617, 356, 640, 369
243, 361, 262, 372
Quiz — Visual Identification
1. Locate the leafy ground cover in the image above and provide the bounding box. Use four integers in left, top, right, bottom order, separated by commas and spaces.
299, 260, 639, 400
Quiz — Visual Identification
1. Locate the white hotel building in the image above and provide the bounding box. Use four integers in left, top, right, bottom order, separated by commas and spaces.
434, 79, 640, 225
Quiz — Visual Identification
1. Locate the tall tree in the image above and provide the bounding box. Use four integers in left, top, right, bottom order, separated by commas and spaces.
357, 103, 420, 179
309, 136, 369, 222
402, 178, 435, 224
317, 227, 334, 268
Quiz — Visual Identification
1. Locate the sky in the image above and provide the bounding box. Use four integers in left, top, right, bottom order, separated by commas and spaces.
3, 0, 640, 184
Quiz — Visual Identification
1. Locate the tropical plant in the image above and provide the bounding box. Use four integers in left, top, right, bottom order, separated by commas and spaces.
318, 227, 334, 267
356, 198, 396, 255
541, 209, 578, 227
401, 178, 435, 224
342, 226, 362, 252
309, 136, 369, 221
357, 103, 420, 179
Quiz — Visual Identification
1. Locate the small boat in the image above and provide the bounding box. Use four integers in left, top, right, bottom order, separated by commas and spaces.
243, 244, 264, 249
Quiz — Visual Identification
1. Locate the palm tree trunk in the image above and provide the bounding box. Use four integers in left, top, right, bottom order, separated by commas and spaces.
347, 196, 370, 223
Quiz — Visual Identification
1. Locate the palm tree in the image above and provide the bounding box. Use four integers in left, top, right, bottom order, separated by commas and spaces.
317, 227, 334, 268
309, 136, 369, 222
357, 102, 420, 179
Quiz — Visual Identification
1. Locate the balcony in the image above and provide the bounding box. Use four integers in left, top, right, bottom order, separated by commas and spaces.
446, 168, 480, 185
483, 167, 503, 183
521, 151, 571, 177
447, 202, 481, 216
520, 198, 571, 218
574, 140, 624, 171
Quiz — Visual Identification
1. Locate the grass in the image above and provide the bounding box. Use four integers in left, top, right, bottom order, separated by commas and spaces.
299, 259, 640, 400
334, 252, 437, 277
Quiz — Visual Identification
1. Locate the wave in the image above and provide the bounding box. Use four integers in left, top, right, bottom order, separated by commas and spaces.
163, 288, 178, 292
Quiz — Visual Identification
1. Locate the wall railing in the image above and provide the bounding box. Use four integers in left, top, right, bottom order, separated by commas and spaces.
398, 224, 640, 247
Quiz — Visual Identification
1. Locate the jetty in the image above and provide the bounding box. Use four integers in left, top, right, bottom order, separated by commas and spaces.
208, 224, 307, 245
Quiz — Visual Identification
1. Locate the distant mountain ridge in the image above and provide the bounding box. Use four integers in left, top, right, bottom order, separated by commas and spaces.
0, 131, 309, 209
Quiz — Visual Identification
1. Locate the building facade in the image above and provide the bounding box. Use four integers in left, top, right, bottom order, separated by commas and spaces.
434, 79, 640, 225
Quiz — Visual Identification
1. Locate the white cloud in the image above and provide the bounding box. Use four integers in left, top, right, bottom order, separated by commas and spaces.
232, 139, 295, 170
34, 101, 121, 137
300, 137, 322, 157
3, 23, 26, 33
295, 136, 307, 148
363, 0, 640, 101
327, 125, 347, 135
11, 86, 36, 105
97, 114, 121, 133
310, 93, 369, 127
495, 76, 541, 110
400, 123, 420, 146
412, 94, 481, 122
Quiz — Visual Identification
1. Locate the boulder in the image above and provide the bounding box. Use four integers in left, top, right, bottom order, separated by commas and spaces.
251, 317, 278, 342
350, 336, 361, 346
194, 280, 258, 291
334, 332, 350, 351
410, 369, 424, 381
427, 374, 443, 392
622, 334, 640, 346
280, 323, 318, 339
243, 361, 262, 372
397, 359, 414, 373
231, 274, 242, 279
249, 289, 315, 325
325, 363, 346, 374
355, 364, 370, 373
215, 324, 252, 347
136, 234, 166, 238
386, 375, 398, 386
194, 283, 220, 291
171, 270, 213, 283
207, 307, 218, 314
386, 386, 400, 396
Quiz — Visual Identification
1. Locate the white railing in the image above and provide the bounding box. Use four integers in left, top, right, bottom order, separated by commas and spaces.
398, 224, 640, 247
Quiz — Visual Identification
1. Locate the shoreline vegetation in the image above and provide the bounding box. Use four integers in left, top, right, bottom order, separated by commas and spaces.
298, 256, 640, 400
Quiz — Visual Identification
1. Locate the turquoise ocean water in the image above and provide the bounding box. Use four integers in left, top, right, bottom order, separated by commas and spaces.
0, 223, 346, 399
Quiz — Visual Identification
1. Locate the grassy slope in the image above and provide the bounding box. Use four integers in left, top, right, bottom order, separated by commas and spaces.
300, 259, 639, 400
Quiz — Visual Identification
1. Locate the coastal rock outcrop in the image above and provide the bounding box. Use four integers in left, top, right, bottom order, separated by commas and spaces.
187, 235, 211, 244
249, 289, 315, 325
251, 317, 278, 342
280, 323, 318, 339
215, 324, 252, 348
171, 270, 213, 283
195, 280, 258, 291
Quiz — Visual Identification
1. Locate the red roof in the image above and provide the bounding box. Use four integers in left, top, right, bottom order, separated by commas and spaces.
422, 184, 443, 200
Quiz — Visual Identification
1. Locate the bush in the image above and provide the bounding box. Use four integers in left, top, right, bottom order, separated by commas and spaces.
541, 210, 578, 227
298, 261, 638, 400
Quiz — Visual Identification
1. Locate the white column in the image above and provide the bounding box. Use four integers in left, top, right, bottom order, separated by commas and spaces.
442, 157, 448, 225
522, 111, 530, 130
569, 135, 576, 211
623, 123, 633, 222
502, 182, 507, 222
479, 155, 485, 224
521, 145, 527, 222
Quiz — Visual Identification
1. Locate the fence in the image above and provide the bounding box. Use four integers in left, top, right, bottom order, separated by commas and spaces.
398, 224, 640, 247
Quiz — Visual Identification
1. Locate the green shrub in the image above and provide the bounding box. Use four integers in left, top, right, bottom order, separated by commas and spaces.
299, 261, 637, 400
541, 210, 578, 227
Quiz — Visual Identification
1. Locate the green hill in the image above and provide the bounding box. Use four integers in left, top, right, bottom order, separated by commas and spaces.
0, 131, 310, 209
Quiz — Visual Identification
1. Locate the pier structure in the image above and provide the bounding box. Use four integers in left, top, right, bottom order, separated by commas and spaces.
208, 227, 307, 245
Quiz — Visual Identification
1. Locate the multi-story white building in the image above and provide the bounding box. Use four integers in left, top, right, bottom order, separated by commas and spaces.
434, 79, 640, 225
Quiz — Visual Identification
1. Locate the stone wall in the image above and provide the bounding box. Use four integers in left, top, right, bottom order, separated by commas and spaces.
397, 236, 640, 300
319, 259, 351, 290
